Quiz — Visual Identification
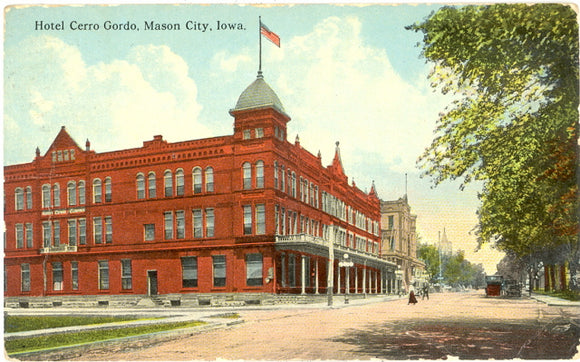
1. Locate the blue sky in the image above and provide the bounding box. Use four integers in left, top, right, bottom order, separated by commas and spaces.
3, 1, 505, 273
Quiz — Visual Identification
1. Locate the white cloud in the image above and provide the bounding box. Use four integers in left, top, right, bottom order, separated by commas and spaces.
212, 50, 253, 73
4, 35, 206, 163
256, 16, 452, 175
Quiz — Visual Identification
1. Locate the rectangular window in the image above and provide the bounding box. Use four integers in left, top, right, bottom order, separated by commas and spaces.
144, 224, 155, 241
288, 254, 296, 287
181, 256, 198, 288
388, 215, 394, 229
243, 129, 251, 140
243, 205, 252, 235
105, 217, 112, 243
21, 264, 30, 292
42, 221, 52, 248
68, 219, 77, 246
193, 209, 202, 238
71, 261, 79, 290
121, 259, 132, 290
53, 220, 60, 246
176, 210, 185, 239
52, 262, 63, 291
255, 128, 264, 138
98, 260, 109, 290
213, 255, 226, 287
25, 223, 33, 248
256, 204, 265, 235
205, 208, 215, 238
79, 219, 86, 245
246, 253, 263, 286
164, 211, 173, 239
16, 224, 23, 249
93, 217, 102, 244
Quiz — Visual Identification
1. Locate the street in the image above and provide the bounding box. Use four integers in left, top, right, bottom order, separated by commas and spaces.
69, 291, 579, 360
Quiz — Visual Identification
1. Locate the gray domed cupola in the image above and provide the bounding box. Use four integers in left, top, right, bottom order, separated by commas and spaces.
230, 71, 291, 142
230, 71, 287, 116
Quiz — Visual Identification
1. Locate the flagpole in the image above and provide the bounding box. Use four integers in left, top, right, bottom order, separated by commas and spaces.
258, 16, 262, 75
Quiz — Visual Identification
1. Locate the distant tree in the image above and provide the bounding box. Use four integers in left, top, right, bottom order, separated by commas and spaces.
408, 4, 579, 283
417, 243, 440, 283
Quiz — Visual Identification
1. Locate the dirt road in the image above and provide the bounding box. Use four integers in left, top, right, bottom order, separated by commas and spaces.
71, 291, 579, 360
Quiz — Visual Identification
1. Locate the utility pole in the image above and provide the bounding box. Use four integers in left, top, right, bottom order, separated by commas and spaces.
327, 224, 334, 306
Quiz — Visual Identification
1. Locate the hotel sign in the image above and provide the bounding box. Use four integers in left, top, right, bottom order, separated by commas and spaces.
42, 207, 85, 216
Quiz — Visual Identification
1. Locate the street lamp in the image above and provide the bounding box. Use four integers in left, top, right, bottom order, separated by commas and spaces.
339, 253, 354, 304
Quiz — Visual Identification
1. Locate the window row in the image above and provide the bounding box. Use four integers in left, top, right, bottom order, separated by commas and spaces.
17, 253, 263, 292
51, 149, 76, 163
162, 209, 215, 240
37, 179, 110, 209
274, 205, 322, 237
322, 225, 380, 255
242, 127, 264, 140
136, 167, 214, 200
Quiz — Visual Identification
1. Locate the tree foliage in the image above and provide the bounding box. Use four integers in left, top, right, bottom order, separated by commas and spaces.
418, 243, 441, 281
408, 4, 579, 266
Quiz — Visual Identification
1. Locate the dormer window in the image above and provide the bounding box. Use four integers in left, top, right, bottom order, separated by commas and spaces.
51, 149, 77, 163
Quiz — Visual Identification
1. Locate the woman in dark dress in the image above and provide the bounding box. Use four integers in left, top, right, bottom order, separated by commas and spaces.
408, 285, 418, 305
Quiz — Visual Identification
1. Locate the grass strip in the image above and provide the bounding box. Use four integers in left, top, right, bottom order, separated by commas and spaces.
4, 315, 154, 333
6, 320, 206, 354
535, 289, 580, 301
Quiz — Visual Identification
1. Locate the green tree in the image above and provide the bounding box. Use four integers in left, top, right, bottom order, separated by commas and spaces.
408, 4, 579, 285
417, 243, 440, 282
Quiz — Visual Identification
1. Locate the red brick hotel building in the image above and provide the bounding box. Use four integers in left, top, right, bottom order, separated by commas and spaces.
4, 72, 396, 307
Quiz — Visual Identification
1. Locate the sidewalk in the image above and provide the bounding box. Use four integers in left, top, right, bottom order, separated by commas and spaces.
529, 292, 580, 307
5, 294, 399, 359
5, 294, 399, 341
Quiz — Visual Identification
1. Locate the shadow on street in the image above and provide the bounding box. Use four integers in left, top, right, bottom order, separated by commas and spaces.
331, 318, 580, 359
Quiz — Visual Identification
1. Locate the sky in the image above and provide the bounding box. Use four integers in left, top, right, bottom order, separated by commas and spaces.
2, 1, 506, 273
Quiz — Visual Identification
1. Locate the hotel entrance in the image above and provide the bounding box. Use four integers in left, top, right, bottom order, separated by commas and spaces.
147, 270, 158, 296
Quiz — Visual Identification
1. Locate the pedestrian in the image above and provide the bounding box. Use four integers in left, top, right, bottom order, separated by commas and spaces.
422, 284, 429, 300
408, 284, 418, 305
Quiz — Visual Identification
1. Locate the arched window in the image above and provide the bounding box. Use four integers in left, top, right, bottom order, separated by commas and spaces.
15, 188, 24, 211
256, 161, 264, 188
136, 174, 145, 199
68, 181, 77, 206
274, 162, 279, 189
193, 167, 202, 194
242, 162, 252, 190
164, 171, 173, 197
148, 172, 156, 198
176, 169, 184, 196
104, 177, 112, 202
42, 184, 51, 208
78, 181, 86, 205
93, 179, 102, 203
53, 184, 61, 207
25, 187, 32, 209
205, 167, 214, 192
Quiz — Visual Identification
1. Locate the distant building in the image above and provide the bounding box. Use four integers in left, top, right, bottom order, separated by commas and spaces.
4, 72, 396, 307
439, 228, 453, 256
380, 196, 425, 293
